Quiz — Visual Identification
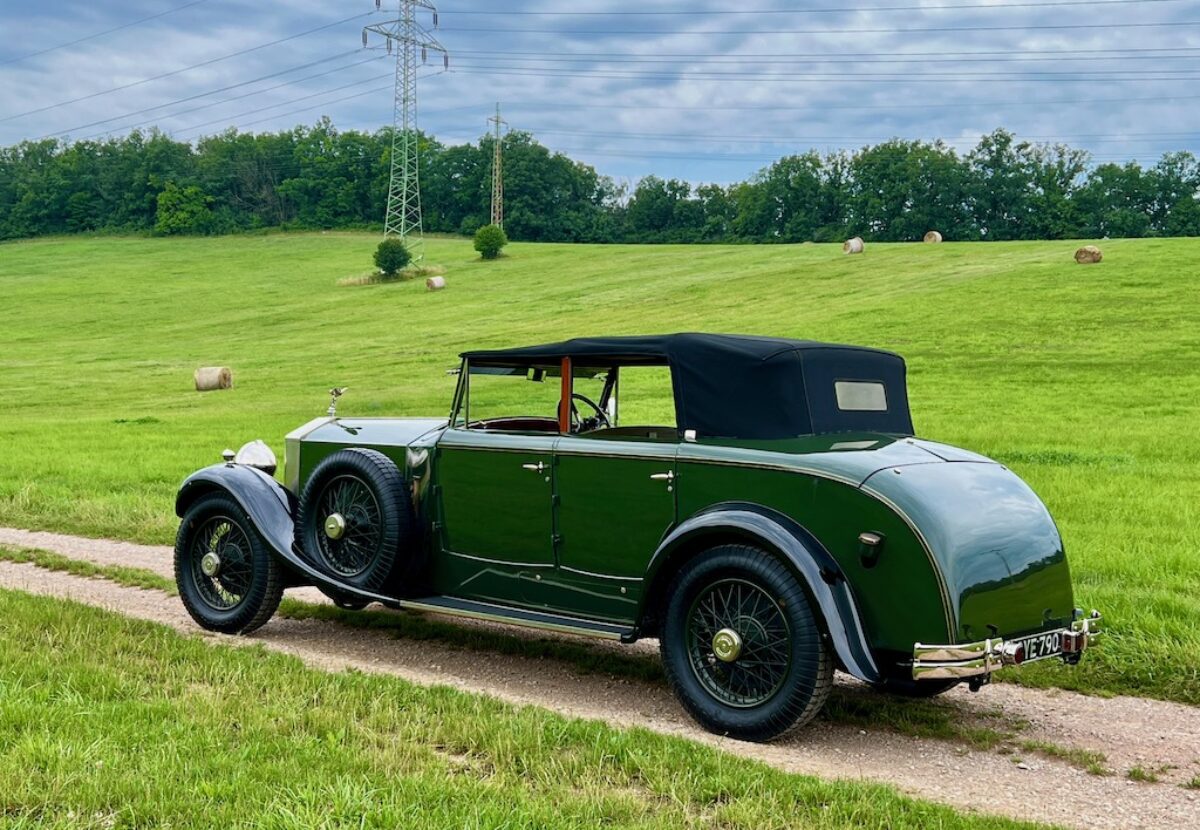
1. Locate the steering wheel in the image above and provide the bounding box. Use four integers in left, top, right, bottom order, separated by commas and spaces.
568, 392, 611, 433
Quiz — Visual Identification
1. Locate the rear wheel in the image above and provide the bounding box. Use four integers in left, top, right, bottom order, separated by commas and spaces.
660, 544, 833, 742
175, 494, 283, 634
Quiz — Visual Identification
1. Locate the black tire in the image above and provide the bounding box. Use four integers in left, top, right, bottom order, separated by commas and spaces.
175, 493, 284, 635
321, 589, 371, 611
871, 677, 960, 698
659, 544, 834, 742
295, 448, 420, 592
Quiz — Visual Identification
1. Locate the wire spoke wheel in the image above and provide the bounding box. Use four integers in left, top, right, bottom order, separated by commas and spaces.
685, 577, 791, 708
175, 494, 283, 635
189, 515, 254, 611
314, 474, 384, 578
296, 448, 414, 593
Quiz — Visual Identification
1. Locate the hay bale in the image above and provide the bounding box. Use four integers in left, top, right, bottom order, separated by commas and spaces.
194, 366, 232, 392
843, 237, 865, 255
1074, 245, 1103, 264
426, 276, 446, 291
924, 230, 943, 244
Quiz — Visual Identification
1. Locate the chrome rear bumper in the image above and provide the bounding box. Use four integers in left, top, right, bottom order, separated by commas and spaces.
912, 610, 1102, 681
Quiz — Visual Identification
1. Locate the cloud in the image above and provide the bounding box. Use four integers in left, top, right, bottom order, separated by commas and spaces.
1, 0, 1197, 184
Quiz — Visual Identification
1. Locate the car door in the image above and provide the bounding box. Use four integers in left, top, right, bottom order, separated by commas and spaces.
435, 428, 556, 603
550, 435, 678, 622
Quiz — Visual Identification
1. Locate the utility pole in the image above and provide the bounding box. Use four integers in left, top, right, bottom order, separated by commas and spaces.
487, 102, 507, 228
363, 1, 447, 262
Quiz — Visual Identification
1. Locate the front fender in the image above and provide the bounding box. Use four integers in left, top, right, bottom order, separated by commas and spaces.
176, 464, 404, 604
177, 464, 297, 556
642, 502, 880, 683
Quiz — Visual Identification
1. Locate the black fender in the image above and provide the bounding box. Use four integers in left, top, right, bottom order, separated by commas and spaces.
175, 464, 398, 605
639, 502, 880, 683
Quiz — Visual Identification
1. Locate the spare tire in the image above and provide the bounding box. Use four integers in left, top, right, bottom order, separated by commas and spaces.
296, 448, 420, 592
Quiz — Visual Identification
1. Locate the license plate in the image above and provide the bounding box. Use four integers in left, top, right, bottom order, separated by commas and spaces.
1012, 630, 1064, 663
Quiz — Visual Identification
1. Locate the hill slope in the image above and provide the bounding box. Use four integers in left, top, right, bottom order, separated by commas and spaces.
1, 233, 1197, 703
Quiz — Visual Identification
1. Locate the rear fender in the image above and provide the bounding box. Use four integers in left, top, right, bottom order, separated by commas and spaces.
175, 464, 397, 604
640, 502, 880, 683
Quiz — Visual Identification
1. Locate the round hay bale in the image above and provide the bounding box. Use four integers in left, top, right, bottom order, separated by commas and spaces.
426, 276, 447, 291
843, 237, 865, 255
923, 230, 943, 244
194, 366, 232, 392
1074, 245, 1103, 264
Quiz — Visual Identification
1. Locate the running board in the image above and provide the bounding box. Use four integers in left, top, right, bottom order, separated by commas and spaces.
401, 595, 632, 641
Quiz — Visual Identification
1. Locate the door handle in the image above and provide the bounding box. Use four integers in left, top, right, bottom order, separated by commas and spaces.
522, 462, 547, 474
649, 471, 674, 482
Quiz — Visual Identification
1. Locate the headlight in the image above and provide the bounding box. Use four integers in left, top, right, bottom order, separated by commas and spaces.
235, 440, 278, 476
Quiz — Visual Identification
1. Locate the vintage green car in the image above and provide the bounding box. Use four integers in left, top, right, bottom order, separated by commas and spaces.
174, 334, 1100, 741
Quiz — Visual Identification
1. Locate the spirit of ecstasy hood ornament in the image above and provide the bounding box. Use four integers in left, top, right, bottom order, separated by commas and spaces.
327, 387, 348, 417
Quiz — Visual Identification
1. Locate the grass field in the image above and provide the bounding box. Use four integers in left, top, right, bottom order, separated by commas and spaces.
0, 232, 1198, 706
0, 588, 1047, 830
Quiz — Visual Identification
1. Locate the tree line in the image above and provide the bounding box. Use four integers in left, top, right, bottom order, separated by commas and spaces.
2, 118, 1198, 243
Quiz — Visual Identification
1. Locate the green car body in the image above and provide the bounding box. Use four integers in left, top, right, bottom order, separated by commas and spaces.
175, 334, 1100, 736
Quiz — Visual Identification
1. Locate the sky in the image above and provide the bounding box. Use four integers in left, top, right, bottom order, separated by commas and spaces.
1, 0, 1199, 187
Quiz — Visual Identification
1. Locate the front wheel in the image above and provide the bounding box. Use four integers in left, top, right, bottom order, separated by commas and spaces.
175, 493, 284, 634
659, 544, 833, 742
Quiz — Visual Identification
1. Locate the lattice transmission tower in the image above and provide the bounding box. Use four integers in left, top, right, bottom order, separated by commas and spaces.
487, 102, 507, 228
363, 0, 447, 261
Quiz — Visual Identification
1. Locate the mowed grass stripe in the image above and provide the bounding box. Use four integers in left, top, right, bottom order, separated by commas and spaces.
0, 234, 1197, 705
0, 589, 1050, 830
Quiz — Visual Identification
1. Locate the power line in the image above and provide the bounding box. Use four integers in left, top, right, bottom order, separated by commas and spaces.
0, 12, 374, 124
448, 51, 1200, 67
484, 144, 1175, 165
81, 58, 390, 142
500, 127, 1200, 146
455, 46, 1200, 60
436, 20, 1199, 36
445, 0, 1185, 13
448, 64, 1200, 83
174, 72, 464, 138
49, 51, 376, 140
0, 0, 212, 66
453, 57, 1200, 77
177, 84, 392, 137
170, 72, 394, 137
432, 93, 1200, 113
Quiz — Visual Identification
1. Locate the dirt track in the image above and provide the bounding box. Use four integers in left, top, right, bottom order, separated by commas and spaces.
1, 526, 1198, 830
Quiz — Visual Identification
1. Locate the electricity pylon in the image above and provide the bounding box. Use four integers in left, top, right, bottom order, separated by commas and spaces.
363, 1, 447, 261
488, 102, 506, 228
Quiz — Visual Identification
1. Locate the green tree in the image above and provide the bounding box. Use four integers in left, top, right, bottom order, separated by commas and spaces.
154, 182, 214, 235
1076, 163, 1153, 238
374, 237, 412, 277
967, 129, 1033, 239
473, 224, 508, 259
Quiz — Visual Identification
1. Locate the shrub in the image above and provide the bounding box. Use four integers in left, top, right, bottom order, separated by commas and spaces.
373, 237, 412, 279
154, 182, 214, 236
473, 224, 508, 260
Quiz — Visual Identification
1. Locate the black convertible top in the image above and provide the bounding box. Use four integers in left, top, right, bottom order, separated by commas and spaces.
462, 333, 914, 439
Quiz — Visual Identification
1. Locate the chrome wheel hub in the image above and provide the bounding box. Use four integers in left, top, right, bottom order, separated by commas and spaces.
712, 627, 743, 663
199, 551, 222, 578
324, 512, 347, 540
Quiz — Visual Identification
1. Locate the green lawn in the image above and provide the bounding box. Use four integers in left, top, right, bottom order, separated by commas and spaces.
0, 589, 1047, 830
0, 233, 1198, 705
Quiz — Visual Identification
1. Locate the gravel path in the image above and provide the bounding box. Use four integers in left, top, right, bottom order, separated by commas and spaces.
2, 527, 1198, 829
